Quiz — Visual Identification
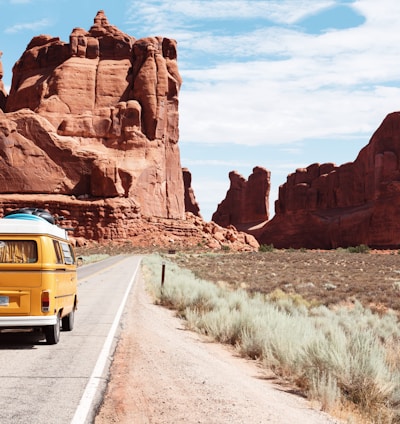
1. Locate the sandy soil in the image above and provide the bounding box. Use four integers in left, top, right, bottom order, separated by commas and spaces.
94, 272, 341, 424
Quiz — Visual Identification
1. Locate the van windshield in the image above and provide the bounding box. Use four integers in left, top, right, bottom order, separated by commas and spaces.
0, 240, 38, 263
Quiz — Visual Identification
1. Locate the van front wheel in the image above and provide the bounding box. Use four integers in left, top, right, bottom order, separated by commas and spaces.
44, 314, 61, 344
62, 309, 75, 331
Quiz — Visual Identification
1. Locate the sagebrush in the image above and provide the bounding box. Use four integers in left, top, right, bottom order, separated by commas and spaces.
142, 254, 400, 423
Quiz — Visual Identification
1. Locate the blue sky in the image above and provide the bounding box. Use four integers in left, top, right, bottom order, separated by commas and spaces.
1, 0, 400, 221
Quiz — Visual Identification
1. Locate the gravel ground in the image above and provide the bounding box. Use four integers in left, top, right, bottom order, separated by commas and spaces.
94, 272, 342, 424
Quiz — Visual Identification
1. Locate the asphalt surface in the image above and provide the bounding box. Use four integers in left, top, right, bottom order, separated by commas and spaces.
0, 254, 141, 424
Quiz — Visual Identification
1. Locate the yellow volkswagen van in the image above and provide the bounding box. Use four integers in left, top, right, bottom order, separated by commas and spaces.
0, 209, 78, 344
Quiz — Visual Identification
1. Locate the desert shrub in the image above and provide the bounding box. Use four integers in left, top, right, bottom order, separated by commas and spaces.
347, 244, 370, 253
259, 243, 274, 252
266, 288, 311, 311
187, 306, 245, 344
239, 322, 268, 360
303, 324, 400, 419
309, 371, 341, 412
142, 255, 221, 315
142, 254, 400, 423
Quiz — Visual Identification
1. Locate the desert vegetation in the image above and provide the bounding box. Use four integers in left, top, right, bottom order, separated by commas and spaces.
142, 250, 400, 424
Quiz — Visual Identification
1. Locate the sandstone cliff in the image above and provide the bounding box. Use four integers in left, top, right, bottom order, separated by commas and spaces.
212, 167, 270, 228
3, 10, 183, 219
259, 112, 400, 249
0, 11, 258, 251
182, 168, 201, 217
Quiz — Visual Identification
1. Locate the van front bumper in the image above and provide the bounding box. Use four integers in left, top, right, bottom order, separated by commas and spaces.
0, 315, 57, 327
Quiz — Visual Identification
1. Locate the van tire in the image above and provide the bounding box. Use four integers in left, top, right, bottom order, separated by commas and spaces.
44, 314, 61, 344
62, 309, 74, 331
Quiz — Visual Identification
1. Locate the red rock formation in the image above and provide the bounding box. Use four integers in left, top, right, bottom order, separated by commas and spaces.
182, 168, 201, 217
259, 112, 400, 249
0, 52, 6, 111
212, 167, 270, 228
0, 194, 259, 251
3, 10, 184, 219
0, 11, 259, 252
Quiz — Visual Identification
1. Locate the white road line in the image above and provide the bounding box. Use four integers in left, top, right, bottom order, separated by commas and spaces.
71, 257, 141, 424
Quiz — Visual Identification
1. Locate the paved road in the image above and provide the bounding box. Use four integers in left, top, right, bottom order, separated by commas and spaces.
0, 255, 141, 424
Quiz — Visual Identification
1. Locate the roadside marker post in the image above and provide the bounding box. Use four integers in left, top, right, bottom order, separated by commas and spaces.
161, 262, 166, 287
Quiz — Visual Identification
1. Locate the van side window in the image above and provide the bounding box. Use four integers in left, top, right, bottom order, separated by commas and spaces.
53, 240, 63, 264
0, 240, 38, 263
60, 242, 75, 265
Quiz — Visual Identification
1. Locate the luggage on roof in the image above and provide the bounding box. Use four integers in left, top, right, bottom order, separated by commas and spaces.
4, 208, 55, 225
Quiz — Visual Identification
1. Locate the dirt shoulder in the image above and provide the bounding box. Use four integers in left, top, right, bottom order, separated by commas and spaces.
94, 272, 341, 424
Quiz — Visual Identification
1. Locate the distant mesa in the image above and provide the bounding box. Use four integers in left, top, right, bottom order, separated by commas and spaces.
211, 111, 400, 250
257, 112, 400, 249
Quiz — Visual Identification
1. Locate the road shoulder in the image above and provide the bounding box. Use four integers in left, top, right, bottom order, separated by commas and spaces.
94, 272, 340, 424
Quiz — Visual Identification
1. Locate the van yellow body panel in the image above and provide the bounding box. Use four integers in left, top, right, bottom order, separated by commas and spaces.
0, 216, 78, 344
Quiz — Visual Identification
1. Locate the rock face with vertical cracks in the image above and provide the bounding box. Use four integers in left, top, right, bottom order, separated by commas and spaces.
182, 168, 201, 218
212, 167, 270, 228
0, 11, 259, 251
259, 112, 400, 249
3, 10, 184, 220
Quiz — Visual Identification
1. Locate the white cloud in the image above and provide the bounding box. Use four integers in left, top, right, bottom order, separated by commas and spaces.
180, 80, 400, 146
172, 0, 335, 23
4, 18, 50, 34
127, 1, 335, 31
174, 0, 400, 146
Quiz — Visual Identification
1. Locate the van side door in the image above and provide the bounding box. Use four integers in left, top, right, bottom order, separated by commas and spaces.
53, 240, 77, 317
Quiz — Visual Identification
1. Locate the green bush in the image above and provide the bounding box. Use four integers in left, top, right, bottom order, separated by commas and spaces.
347, 244, 370, 253
258, 244, 274, 252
